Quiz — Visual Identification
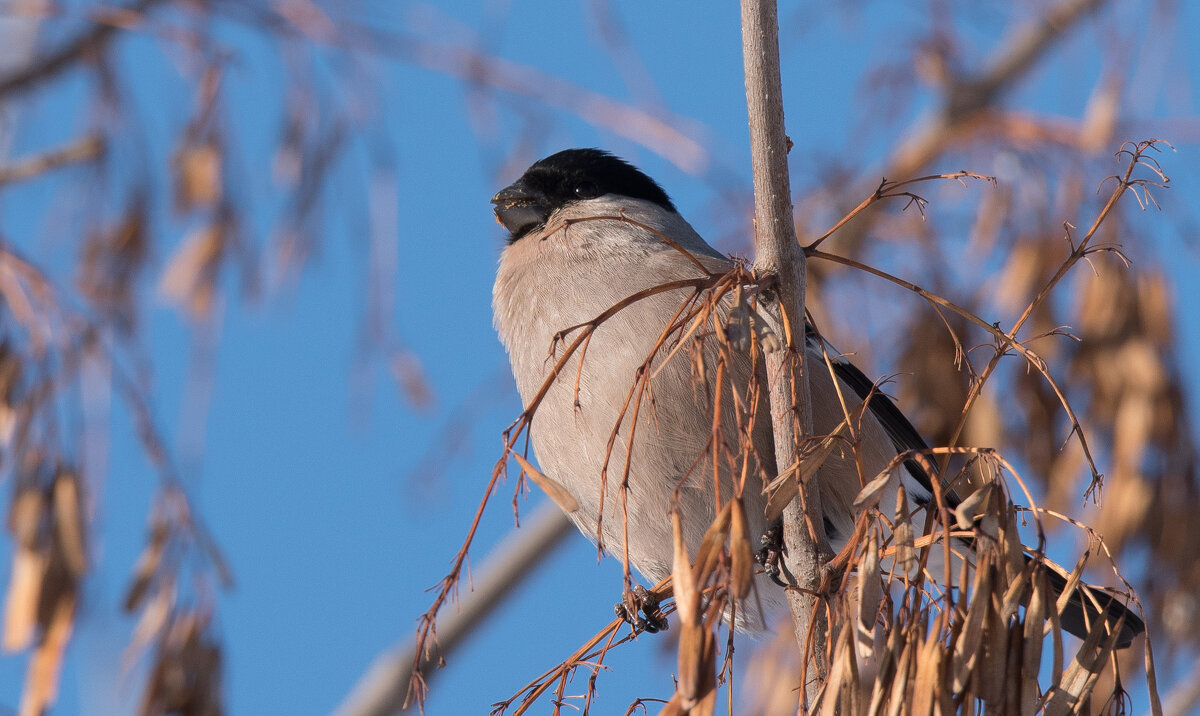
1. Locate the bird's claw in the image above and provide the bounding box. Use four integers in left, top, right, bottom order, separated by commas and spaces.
756, 519, 787, 587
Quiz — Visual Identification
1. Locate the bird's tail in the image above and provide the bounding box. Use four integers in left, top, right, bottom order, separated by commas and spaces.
1046, 567, 1144, 649
890, 539, 1144, 649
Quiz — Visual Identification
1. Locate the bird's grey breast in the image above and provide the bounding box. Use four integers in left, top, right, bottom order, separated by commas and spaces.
491, 199, 730, 553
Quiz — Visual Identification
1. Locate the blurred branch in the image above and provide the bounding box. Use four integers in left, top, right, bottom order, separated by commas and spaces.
211, 0, 710, 174
740, 0, 828, 705
812, 0, 1117, 258
948, 0, 1107, 117
585, 0, 665, 111
888, 0, 1108, 180
333, 502, 573, 716
0, 0, 166, 101
0, 134, 103, 186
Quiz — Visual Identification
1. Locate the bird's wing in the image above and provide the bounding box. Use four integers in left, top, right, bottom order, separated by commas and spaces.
804, 328, 945, 510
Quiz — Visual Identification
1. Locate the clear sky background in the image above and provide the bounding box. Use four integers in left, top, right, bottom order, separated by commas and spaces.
1, 1, 1198, 714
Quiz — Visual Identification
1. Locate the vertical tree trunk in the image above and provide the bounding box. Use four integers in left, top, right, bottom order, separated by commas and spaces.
739, 0, 830, 706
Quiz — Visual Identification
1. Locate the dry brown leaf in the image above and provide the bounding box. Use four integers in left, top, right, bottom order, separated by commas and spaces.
0, 344, 21, 446
738, 618, 803, 715
998, 569, 1030, 625
766, 418, 849, 520
8, 487, 43, 549
78, 200, 147, 330
52, 470, 87, 577
0, 262, 39, 338
819, 630, 853, 716
1137, 271, 1172, 343
1046, 577, 1065, 694
892, 483, 915, 575
692, 501, 732, 586
1004, 621, 1024, 711
658, 693, 686, 716
857, 531, 882, 661
994, 241, 1044, 314
911, 625, 943, 716
19, 592, 74, 716
3, 547, 44, 652
671, 510, 697, 625
692, 674, 717, 716
509, 451, 579, 514
999, 508, 1025, 586
1076, 268, 1125, 339
19, 590, 74, 714
124, 521, 168, 613
174, 143, 222, 211
1021, 571, 1049, 712
954, 482, 993, 531
159, 225, 223, 319
852, 467, 895, 513
1094, 471, 1151, 552
273, 0, 340, 42
127, 585, 173, 666
1077, 75, 1120, 154
0, 404, 15, 450
1054, 552, 1090, 634
389, 351, 435, 411
677, 625, 717, 715
884, 634, 915, 716
139, 609, 223, 716
952, 554, 993, 692
978, 597, 1008, 706
728, 498, 753, 600
962, 391, 1003, 462
673, 510, 716, 712
1044, 610, 1120, 713
863, 633, 892, 716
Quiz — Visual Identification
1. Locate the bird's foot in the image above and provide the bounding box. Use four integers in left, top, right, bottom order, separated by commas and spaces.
756, 519, 787, 587
614, 585, 668, 634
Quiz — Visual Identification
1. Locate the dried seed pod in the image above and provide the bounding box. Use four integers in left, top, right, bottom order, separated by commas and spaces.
728, 498, 754, 600
52, 468, 88, 577
510, 451, 578, 514
174, 143, 223, 211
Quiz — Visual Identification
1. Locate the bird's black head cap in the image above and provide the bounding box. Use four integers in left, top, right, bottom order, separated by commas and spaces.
491, 148, 676, 240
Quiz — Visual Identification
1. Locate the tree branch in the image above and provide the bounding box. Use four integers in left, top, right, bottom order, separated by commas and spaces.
886, 0, 1108, 180
333, 502, 574, 716
0, 134, 104, 187
0, 0, 166, 101
740, 0, 829, 705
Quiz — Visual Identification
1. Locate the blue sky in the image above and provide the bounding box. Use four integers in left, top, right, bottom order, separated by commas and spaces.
1, 1, 1198, 714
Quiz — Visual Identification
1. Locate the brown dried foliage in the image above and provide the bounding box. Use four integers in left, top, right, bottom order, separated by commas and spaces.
417, 142, 1167, 715
0, 0, 385, 712
2, 0, 1197, 713
1, 236, 230, 714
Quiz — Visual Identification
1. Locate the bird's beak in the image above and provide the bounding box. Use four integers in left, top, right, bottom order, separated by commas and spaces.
491, 179, 550, 238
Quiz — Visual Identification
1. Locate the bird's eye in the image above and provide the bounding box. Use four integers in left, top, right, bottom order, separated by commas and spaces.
574, 181, 599, 199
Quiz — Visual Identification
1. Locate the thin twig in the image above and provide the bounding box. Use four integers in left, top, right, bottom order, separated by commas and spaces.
937, 139, 1167, 498
0, 0, 166, 100
806, 247, 1104, 486
0, 134, 104, 187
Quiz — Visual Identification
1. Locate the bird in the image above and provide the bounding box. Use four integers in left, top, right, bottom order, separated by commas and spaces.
490, 147, 1144, 647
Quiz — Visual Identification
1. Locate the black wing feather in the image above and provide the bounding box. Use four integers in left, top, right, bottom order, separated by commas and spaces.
804, 327, 1143, 647
808, 332, 944, 507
